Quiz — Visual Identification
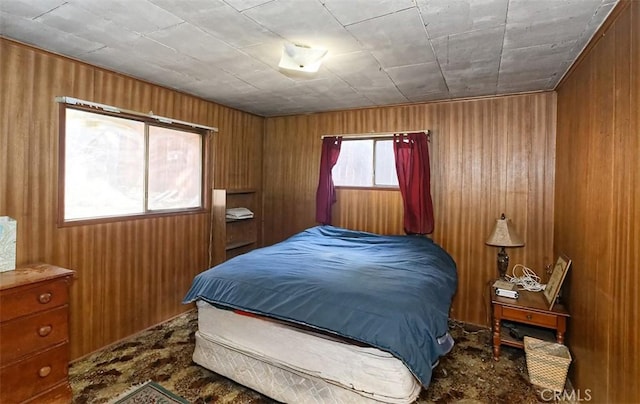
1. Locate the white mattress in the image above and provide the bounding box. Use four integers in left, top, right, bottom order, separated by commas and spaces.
194, 300, 422, 403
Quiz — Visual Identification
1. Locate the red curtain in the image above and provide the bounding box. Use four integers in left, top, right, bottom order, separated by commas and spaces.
315, 136, 342, 224
393, 132, 434, 234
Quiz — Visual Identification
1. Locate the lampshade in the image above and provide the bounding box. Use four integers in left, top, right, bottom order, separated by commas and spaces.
278, 43, 327, 73
485, 214, 525, 247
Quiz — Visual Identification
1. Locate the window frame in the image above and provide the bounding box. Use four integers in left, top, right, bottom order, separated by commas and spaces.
333, 136, 399, 190
57, 104, 210, 227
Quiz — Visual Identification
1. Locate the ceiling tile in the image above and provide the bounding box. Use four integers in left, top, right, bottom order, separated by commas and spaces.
417, 0, 508, 39
31, 3, 141, 45
505, 20, 587, 51
324, 51, 398, 90
321, 0, 415, 26
347, 8, 435, 68
499, 41, 575, 79
243, 0, 362, 55
71, 0, 183, 34
441, 59, 500, 94
81, 46, 142, 71
357, 88, 409, 106
224, 0, 273, 12
0, 0, 619, 116
497, 77, 552, 93
432, 26, 503, 66
145, 22, 241, 64
386, 62, 448, 97
0, 0, 66, 18
507, 0, 602, 24
150, 0, 278, 48
236, 69, 297, 92
0, 12, 105, 56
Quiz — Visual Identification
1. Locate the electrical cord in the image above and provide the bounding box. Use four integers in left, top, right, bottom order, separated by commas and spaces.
448, 318, 486, 335
506, 264, 546, 292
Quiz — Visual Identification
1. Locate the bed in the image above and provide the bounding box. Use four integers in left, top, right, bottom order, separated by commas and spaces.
183, 225, 458, 403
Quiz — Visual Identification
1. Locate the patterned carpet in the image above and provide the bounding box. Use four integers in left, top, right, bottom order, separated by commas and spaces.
69, 310, 543, 403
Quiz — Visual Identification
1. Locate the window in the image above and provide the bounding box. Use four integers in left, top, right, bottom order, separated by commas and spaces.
332, 138, 398, 188
60, 106, 206, 223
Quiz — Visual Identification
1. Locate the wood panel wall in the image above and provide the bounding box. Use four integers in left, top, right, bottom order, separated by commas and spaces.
554, 1, 639, 402
264, 92, 556, 326
0, 38, 263, 360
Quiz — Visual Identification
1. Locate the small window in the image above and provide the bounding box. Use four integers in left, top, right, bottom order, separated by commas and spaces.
61, 106, 206, 223
333, 138, 398, 188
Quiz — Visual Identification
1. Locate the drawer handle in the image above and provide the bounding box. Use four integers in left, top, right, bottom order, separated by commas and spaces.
526, 314, 533, 320
39, 366, 52, 378
38, 325, 53, 337
38, 292, 52, 304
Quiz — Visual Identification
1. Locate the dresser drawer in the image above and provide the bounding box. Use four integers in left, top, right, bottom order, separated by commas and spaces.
502, 306, 557, 328
22, 381, 72, 404
0, 342, 69, 403
0, 306, 69, 364
22, 380, 73, 404
0, 279, 69, 322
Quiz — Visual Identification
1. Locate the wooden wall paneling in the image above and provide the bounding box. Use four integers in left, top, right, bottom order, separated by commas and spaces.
619, 2, 640, 400
212, 106, 263, 247
212, 108, 231, 188
557, 59, 594, 396
439, 101, 470, 320
590, 19, 616, 392
213, 107, 263, 190
0, 38, 262, 360
263, 114, 322, 244
532, 93, 557, 274
211, 189, 228, 267
333, 189, 403, 235
556, 57, 607, 403
606, 2, 638, 401
263, 93, 556, 326
93, 70, 152, 113
554, 2, 639, 402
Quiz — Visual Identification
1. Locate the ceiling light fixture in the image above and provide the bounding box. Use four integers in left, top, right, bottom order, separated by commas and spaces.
278, 43, 327, 73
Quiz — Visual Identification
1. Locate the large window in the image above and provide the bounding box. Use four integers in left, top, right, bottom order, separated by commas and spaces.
60, 106, 206, 223
332, 138, 398, 188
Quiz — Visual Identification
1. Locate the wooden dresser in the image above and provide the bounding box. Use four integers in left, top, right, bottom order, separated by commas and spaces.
0, 264, 75, 403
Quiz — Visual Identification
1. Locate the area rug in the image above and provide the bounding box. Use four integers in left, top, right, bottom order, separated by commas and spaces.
70, 309, 544, 403
109, 380, 189, 404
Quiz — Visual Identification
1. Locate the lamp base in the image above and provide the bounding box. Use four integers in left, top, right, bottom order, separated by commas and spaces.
497, 247, 509, 279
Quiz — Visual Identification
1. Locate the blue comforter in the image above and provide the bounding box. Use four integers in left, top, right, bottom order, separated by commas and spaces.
183, 225, 457, 387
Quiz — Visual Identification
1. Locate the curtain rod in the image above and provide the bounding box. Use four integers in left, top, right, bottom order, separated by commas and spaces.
55, 96, 219, 132
321, 129, 430, 140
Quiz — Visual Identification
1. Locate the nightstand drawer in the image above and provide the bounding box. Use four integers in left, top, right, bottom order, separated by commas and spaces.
0, 279, 69, 322
502, 307, 557, 328
0, 306, 69, 363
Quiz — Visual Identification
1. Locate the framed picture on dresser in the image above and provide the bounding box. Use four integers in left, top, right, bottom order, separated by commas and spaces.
544, 254, 571, 310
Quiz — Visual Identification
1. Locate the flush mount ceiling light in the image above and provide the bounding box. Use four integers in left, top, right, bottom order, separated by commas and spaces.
278, 43, 328, 73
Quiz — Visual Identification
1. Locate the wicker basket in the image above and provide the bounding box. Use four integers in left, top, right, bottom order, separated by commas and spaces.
524, 336, 572, 392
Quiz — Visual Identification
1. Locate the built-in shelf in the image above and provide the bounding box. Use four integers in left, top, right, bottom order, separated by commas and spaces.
226, 188, 256, 195
226, 239, 258, 251
211, 188, 258, 266
226, 217, 254, 223
500, 322, 555, 349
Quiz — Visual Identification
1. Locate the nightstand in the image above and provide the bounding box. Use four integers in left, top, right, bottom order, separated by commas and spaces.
491, 287, 569, 361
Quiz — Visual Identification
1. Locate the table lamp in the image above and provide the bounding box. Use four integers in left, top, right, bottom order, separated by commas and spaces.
485, 213, 525, 279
